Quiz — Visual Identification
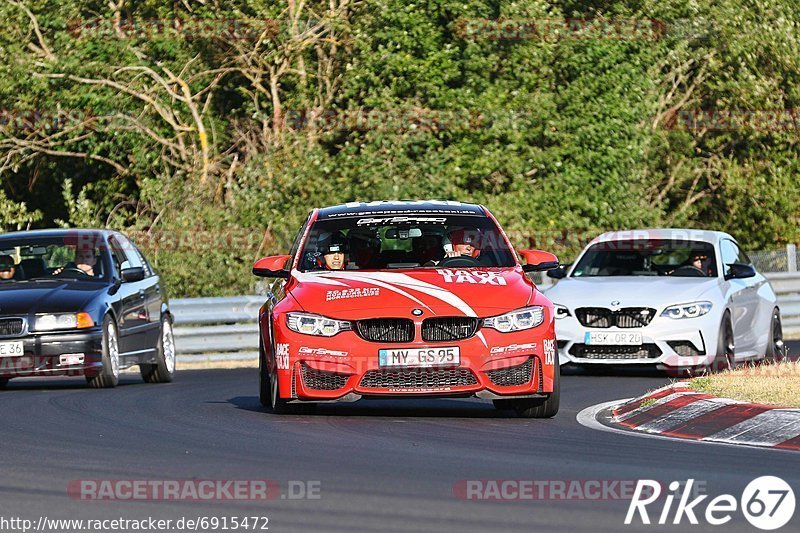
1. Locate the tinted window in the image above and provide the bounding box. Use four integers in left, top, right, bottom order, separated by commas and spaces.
572, 239, 718, 277
0, 234, 111, 281
720, 239, 749, 277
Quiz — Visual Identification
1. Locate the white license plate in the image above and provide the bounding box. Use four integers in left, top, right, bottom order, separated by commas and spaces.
585, 332, 642, 345
379, 347, 460, 367
0, 341, 24, 356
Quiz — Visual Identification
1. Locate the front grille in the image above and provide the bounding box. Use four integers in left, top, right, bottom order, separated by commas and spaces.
575, 307, 656, 328
667, 341, 705, 357
568, 343, 662, 360
301, 364, 349, 390
421, 317, 479, 342
0, 318, 24, 337
359, 368, 478, 389
356, 318, 414, 343
485, 358, 533, 387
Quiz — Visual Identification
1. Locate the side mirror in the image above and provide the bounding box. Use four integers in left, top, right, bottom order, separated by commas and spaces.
253, 255, 292, 279
546, 264, 570, 279
725, 263, 756, 280
518, 249, 560, 273
121, 266, 145, 283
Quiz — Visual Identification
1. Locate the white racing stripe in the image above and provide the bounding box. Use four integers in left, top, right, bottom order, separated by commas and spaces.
613, 391, 704, 423
704, 410, 800, 446
635, 398, 737, 433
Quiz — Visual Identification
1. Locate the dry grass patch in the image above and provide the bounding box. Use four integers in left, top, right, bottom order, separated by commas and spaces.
690, 361, 800, 408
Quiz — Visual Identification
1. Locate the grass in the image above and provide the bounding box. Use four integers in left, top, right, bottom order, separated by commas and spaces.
689, 361, 800, 408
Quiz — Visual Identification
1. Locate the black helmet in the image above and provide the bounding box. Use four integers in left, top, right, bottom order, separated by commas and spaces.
317, 231, 348, 254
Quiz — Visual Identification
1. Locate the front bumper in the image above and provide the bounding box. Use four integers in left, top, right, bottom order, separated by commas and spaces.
270, 320, 558, 402
554, 313, 719, 369
0, 328, 104, 378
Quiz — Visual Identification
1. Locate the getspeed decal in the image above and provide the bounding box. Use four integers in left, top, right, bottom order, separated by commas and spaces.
490, 343, 538, 354
326, 287, 380, 301
298, 347, 348, 357
356, 216, 447, 226
436, 269, 507, 286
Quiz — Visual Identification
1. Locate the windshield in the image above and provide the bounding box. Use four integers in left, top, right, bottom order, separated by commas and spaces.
298, 213, 516, 271
571, 239, 718, 278
0, 235, 111, 282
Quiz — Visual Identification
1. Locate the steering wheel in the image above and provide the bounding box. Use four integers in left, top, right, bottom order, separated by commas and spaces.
53, 267, 91, 278
438, 255, 481, 268
671, 265, 707, 277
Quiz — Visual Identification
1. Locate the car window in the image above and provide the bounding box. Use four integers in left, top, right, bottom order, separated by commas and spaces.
571, 239, 718, 277
720, 239, 749, 277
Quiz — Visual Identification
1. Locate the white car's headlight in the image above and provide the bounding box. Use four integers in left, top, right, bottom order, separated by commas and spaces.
553, 304, 571, 319
660, 302, 712, 320
483, 306, 545, 332
35, 312, 94, 331
286, 312, 351, 337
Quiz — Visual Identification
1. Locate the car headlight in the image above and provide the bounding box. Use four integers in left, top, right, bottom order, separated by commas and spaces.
483, 306, 545, 332
660, 302, 713, 320
286, 312, 352, 337
553, 304, 571, 319
35, 312, 94, 331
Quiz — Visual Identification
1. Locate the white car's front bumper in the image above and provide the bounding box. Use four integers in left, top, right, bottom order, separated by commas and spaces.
555, 311, 722, 369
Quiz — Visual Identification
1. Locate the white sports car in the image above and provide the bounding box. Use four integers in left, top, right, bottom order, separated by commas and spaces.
544, 229, 786, 374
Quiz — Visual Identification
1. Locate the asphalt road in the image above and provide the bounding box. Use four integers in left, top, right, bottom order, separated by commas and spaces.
1, 342, 798, 533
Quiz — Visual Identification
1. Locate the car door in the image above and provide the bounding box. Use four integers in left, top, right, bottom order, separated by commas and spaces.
719, 239, 760, 356
108, 235, 150, 361
116, 234, 162, 359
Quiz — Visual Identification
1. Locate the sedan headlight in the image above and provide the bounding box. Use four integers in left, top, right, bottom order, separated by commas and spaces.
660, 302, 712, 320
553, 304, 571, 319
35, 312, 94, 331
483, 306, 545, 332
286, 312, 352, 337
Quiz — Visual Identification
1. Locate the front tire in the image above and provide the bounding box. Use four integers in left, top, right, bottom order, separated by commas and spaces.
708, 313, 735, 373
511, 363, 560, 418
765, 308, 786, 364
259, 329, 293, 414
86, 316, 120, 388
0, 378, 8, 389
140, 316, 176, 383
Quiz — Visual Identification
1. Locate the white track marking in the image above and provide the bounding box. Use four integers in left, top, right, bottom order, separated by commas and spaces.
635, 398, 737, 433
613, 391, 703, 423
704, 410, 800, 446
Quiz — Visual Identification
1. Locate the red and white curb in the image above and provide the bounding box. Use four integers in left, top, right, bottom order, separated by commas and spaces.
609, 382, 800, 451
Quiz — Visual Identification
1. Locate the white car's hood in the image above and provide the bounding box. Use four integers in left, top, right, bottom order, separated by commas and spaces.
543, 276, 721, 309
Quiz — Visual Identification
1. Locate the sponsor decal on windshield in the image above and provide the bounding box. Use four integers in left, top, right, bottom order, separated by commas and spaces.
436, 269, 507, 285
356, 216, 447, 226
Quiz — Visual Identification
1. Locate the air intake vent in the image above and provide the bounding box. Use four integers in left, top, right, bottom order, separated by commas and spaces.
421, 317, 479, 342
300, 364, 349, 390
359, 368, 477, 389
485, 358, 534, 387
575, 308, 656, 328
0, 318, 24, 337
356, 318, 415, 343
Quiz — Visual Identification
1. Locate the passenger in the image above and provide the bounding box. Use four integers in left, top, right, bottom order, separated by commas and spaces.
347, 228, 381, 269
315, 231, 348, 270
0, 255, 15, 281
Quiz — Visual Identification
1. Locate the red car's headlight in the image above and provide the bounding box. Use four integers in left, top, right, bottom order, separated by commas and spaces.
286, 312, 352, 337
483, 306, 544, 332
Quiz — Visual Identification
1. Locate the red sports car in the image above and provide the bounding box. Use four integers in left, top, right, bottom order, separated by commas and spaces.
253, 201, 560, 417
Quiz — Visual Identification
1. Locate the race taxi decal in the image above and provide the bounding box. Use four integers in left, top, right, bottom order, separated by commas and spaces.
490, 342, 537, 354
276, 343, 290, 369
436, 269, 507, 286
543, 338, 556, 365
298, 347, 348, 357
325, 287, 380, 301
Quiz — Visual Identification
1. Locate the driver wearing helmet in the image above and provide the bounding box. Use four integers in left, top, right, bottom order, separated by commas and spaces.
446, 229, 483, 259
313, 231, 348, 270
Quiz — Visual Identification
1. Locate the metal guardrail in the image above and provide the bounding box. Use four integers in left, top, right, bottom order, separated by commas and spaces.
173, 272, 800, 357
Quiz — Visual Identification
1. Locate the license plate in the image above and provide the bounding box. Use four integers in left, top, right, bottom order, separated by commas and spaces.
585, 332, 642, 345
0, 341, 24, 357
379, 347, 460, 367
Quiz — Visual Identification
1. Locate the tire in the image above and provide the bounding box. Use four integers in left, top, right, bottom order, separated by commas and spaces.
0, 378, 8, 389
86, 315, 120, 388
511, 364, 560, 418
765, 308, 786, 364
140, 316, 176, 383
708, 313, 735, 374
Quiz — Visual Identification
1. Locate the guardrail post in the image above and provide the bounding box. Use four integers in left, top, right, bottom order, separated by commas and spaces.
788, 244, 798, 272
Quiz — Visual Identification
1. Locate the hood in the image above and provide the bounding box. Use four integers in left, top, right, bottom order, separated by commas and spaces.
288, 268, 535, 320
0, 280, 106, 315
543, 276, 720, 309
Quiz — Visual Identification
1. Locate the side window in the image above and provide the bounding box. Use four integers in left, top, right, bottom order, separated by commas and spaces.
288, 213, 312, 264
107, 237, 128, 278
115, 234, 143, 271
720, 239, 744, 277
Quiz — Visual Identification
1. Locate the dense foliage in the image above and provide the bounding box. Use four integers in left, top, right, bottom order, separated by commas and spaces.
1, 0, 797, 296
